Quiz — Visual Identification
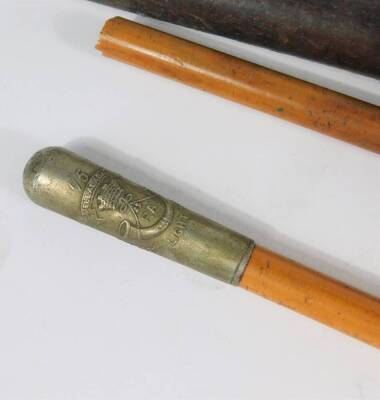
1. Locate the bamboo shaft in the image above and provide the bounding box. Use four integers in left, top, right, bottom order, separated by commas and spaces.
97, 17, 380, 153
240, 246, 380, 348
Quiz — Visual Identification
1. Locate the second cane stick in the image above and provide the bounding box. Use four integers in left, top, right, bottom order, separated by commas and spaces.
96, 17, 380, 154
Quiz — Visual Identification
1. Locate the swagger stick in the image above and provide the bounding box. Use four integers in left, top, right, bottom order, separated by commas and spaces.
24, 147, 380, 348
96, 18, 380, 154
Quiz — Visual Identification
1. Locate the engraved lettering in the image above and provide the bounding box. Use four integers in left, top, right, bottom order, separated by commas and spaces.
81, 169, 106, 215
168, 214, 190, 246
147, 205, 156, 215
69, 169, 89, 192
68, 179, 81, 191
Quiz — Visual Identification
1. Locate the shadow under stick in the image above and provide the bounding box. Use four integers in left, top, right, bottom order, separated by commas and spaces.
96, 18, 380, 154
24, 147, 380, 348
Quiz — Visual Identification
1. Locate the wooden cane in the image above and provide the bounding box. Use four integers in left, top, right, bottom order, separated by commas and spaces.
241, 247, 380, 348
24, 147, 380, 348
96, 17, 380, 154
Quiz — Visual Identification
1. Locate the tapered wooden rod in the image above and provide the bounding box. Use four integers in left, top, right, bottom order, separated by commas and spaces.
96, 17, 380, 154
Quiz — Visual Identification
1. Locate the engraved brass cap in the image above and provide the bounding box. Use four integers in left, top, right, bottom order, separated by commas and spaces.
23, 147, 254, 285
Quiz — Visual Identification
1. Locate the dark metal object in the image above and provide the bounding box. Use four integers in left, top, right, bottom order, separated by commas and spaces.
24, 147, 254, 284
89, 0, 380, 78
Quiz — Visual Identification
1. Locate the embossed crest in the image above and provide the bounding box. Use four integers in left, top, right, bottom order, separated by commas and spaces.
81, 169, 173, 241
24, 148, 254, 285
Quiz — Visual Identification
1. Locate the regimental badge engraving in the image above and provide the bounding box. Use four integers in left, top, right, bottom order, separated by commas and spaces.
80, 169, 174, 242
25, 147, 254, 285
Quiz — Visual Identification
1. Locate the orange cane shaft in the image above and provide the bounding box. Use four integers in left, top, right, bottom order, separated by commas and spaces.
97, 17, 380, 153
240, 246, 380, 348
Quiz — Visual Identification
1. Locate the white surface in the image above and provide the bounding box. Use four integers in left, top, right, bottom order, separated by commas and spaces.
1, 1, 379, 399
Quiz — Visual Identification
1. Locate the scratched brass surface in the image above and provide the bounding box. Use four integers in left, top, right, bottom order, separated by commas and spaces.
24, 147, 254, 284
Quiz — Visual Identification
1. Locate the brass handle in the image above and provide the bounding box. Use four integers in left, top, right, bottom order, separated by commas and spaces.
23, 147, 253, 284
24, 147, 380, 348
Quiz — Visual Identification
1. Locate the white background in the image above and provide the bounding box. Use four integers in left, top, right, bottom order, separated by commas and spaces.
1, 1, 379, 399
